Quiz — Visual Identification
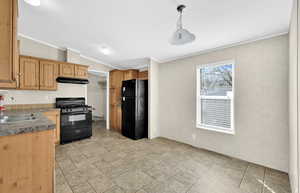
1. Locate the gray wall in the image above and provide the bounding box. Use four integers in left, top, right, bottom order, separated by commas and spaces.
289, 0, 299, 192
156, 35, 289, 172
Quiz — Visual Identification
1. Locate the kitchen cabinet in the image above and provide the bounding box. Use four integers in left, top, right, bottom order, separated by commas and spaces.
0, 129, 55, 193
19, 56, 40, 90
43, 110, 60, 144
0, 0, 19, 89
124, 70, 138, 81
109, 69, 147, 131
59, 63, 75, 78
16, 55, 89, 91
40, 60, 58, 90
110, 70, 124, 88
75, 64, 88, 79
109, 70, 125, 131
138, 71, 148, 80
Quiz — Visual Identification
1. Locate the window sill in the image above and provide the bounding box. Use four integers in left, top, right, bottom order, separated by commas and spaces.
196, 124, 235, 135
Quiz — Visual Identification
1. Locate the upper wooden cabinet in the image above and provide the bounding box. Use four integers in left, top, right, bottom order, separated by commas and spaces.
19, 56, 40, 90
110, 70, 124, 88
2, 53, 89, 90
124, 70, 138, 81
40, 60, 58, 90
59, 63, 75, 78
0, 0, 19, 88
75, 65, 88, 79
138, 71, 148, 80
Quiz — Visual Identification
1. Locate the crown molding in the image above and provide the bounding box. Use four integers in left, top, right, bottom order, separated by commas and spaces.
156, 31, 289, 63
79, 55, 119, 69
18, 33, 66, 51
66, 47, 81, 54
18, 33, 117, 69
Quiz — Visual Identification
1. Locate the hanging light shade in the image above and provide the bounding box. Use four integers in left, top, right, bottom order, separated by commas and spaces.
170, 5, 196, 45
24, 0, 41, 6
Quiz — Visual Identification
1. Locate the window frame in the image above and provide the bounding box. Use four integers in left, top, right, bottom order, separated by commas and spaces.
196, 60, 235, 135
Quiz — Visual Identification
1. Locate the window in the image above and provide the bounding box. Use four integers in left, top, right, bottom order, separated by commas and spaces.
196, 60, 235, 134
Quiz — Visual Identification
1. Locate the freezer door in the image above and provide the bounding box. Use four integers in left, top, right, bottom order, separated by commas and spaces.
122, 80, 136, 97
122, 97, 136, 139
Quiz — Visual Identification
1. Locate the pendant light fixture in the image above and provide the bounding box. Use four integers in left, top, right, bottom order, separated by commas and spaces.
170, 5, 196, 45
24, 0, 41, 6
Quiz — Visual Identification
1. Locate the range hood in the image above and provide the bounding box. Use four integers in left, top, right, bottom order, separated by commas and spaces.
56, 77, 89, 84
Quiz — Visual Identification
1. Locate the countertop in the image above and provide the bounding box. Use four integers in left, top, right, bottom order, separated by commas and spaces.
0, 108, 60, 137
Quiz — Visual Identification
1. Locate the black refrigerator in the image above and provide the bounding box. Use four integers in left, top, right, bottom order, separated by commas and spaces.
121, 79, 148, 140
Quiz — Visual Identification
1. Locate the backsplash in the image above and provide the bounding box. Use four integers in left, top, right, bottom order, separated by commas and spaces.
2, 83, 87, 105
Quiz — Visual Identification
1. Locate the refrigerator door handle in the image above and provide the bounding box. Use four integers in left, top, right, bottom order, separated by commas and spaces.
122, 87, 126, 92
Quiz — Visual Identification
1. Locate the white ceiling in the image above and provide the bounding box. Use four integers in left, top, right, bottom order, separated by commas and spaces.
19, 0, 292, 68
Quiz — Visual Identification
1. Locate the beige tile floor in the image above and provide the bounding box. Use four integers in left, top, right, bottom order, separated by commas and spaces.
55, 121, 291, 193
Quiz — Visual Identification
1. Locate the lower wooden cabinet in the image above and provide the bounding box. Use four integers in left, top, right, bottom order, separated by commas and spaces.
110, 104, 122, 131
19, 56, 40, 90
43, 110, 60, 144
40, 60, 58, 90
0, 129, 55, 193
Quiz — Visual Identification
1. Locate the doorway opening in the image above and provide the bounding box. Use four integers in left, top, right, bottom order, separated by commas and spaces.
87, 70, 109, 130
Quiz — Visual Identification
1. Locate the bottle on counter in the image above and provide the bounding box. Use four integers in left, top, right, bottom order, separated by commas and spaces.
0, 95, 6, 115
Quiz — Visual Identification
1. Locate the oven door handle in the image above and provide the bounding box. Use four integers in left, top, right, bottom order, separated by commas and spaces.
61, 111, 91, 115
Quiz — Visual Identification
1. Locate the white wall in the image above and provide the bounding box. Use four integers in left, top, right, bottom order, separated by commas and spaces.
289, 0, 299, 192
87, 73, 107, 118
19, 35, 65, 61
4, 83, 87, 105
148, 60, 160, 139
156, 35, 289, 172
2, 36, 113, 105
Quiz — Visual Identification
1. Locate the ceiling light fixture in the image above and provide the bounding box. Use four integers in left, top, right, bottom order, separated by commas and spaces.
170, 5, 196, 45
99, 46, 112, 55
24, 0, 41, 6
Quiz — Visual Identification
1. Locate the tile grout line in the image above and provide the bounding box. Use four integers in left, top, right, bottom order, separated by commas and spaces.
239, 163, 249, 188
56, 160, 75, 193
87, 181, 98, 193
261, 168, 266, 193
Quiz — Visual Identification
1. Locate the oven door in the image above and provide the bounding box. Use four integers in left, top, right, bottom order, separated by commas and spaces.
60, 111, 92, 144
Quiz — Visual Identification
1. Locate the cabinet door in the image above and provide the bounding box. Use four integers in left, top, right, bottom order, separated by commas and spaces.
59, 63, 75, 78
124, 70, 138, 81
75, 65, 88, 79
110, 70, 124, 88
43, 111, 60, 144
110, 105, 117, 129
138, 71, 148, 80
19, 56, 40, 90
0, 0, 18, 88
40, 60, 58, 90
0, 130, 54, 193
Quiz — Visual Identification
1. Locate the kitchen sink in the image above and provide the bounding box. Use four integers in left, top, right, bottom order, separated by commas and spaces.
0, 114, 38, 124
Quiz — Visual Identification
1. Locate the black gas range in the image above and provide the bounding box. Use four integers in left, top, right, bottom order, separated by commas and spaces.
56, 98, 92, 144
